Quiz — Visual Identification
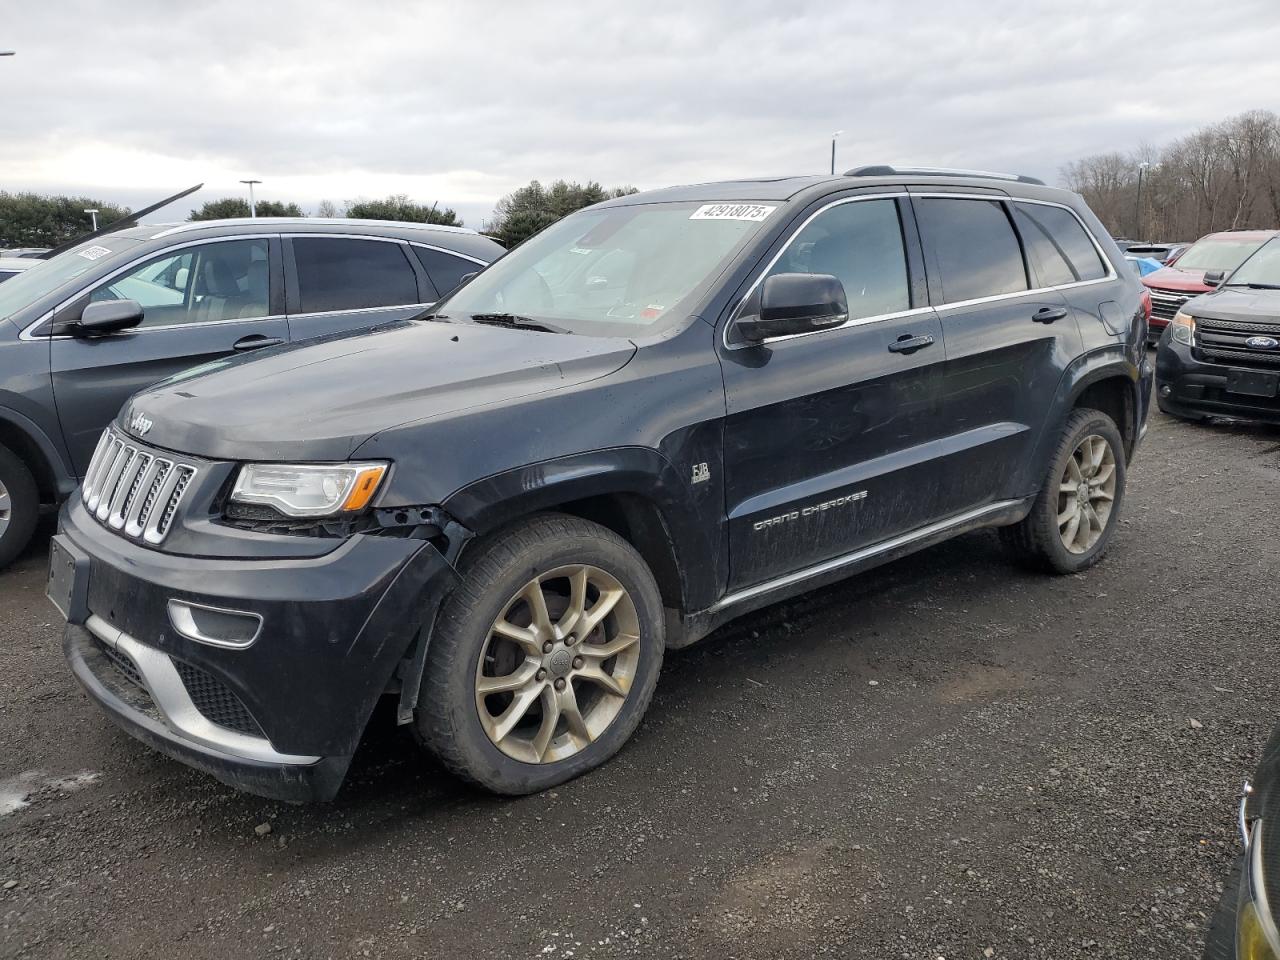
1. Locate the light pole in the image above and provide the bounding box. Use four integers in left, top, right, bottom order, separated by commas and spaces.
830, 130, 844, 175
239, 179, 262, 218
83, 208, 99, 231
1134, 162, 1150, 240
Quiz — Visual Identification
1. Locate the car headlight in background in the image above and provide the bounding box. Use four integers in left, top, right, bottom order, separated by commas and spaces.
1240, 820, 1280, 960
1171, 310, 1196, 345
230, 462, 388, 518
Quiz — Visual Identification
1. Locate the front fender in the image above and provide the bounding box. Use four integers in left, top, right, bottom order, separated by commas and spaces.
441, 446, 721, 613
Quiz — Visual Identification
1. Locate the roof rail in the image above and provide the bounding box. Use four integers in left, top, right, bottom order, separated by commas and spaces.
844, 165, 1045, 186
150, 217, 478, 239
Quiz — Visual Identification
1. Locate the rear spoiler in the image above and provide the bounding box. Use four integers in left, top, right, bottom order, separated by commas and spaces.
37, 183, 203, 259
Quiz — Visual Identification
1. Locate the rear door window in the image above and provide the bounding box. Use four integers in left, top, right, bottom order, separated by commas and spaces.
1013, 202, 1108, 285
414, 247, 480, 298
915, 198, 1028, 303
291, 238, 420, 313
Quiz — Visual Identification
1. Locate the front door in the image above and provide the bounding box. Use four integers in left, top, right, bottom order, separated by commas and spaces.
50, 237, 288, 474
719, 195, 950, 590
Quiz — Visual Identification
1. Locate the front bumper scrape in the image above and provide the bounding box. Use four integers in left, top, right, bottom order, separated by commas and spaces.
66, 623, 349, 802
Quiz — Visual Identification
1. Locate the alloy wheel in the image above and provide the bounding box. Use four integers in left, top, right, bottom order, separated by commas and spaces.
1057, 434, 1117, 554
474, 564, 641, 764
0, 477, 10, 540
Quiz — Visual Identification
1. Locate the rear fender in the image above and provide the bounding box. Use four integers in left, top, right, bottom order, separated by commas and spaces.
1024, 350, 1140, 494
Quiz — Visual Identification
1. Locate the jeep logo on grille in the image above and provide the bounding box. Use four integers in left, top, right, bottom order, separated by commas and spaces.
129, 412, 153, 437
1245, 335, 1280, 350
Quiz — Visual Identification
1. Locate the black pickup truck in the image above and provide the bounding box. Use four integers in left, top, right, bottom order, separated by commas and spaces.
47, 167, 1152, 801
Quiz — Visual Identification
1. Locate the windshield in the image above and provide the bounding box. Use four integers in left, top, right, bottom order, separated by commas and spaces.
1226, 237, 1280, 287
1173, 236, 1265, 272
0, 236, 142, 320
438, 201, 776, 336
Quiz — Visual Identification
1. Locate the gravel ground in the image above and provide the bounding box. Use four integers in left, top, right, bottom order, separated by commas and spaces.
1, 396, 1277, 960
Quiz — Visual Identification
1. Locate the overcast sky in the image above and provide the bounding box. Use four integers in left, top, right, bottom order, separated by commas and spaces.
6, 0, 1280, 228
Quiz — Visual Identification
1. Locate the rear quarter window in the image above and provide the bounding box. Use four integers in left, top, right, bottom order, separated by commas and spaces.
414, 247, 480, 299
1013, 202, 1108, 285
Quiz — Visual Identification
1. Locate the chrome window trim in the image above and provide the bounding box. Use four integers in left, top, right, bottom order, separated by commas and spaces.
405, 239, 490, 267
86, 614, 318, 765
287, 301, 435, 321
722, 191, 1118, 350
712, 499, 1021, 611
19, 233, 280, 341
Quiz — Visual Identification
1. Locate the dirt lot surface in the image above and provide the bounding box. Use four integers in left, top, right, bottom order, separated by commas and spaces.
2, 399, 1278, 960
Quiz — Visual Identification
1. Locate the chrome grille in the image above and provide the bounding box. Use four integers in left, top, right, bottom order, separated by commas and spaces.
80, 427, 197, 545
1194, 317, 1280, 368
1148, 287, 1195, 323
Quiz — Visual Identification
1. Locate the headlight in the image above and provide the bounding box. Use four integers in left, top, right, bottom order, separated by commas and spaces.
1171, 310, 1196, 345
230, 462, 388, 518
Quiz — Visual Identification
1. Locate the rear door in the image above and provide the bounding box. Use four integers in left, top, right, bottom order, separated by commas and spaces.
912, 194, 1083, 511
284, 236, 433, 340
719, 194, 950, 590
50, 236, 287, 474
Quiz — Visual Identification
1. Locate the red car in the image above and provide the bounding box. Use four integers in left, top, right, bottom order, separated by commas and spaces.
1143, 230, 1279, 343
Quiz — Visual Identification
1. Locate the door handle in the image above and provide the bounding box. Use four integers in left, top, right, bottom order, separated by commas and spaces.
232, 334, 284, 351
1033, 306, 1068, 324
887, 333, 936, 354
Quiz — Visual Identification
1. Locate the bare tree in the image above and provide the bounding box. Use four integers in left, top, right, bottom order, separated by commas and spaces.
1059, 110, 1280, 240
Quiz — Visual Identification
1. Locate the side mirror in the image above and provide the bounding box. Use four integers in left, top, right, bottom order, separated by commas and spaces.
735, 273, 849, 343
75, 299, 144, 335
1203, 270, 1225, 289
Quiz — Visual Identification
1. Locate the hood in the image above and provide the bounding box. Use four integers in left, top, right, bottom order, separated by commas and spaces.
1142, 265, 1211, 293
120, 320, 636, 461
1182, 287, 1280, 324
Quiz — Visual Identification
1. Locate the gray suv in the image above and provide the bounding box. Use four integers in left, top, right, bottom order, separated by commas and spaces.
0, 218, 503, 568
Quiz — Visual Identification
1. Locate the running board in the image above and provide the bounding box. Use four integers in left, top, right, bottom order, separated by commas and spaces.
711, 499, 1024, 614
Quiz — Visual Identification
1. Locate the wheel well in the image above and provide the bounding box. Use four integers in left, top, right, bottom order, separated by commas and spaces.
551, 493, 685, 616
1074, 377, 1135, 459
0, 419, 58, 504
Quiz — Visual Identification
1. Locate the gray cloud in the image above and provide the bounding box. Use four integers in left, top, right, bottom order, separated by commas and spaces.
5, 0, 1280, 226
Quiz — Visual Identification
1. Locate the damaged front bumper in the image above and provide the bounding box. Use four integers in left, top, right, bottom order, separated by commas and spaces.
53, 496, 459, 802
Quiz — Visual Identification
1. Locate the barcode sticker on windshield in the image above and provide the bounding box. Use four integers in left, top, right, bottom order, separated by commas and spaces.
689, 204, 776, 222
76, 245, 113, 261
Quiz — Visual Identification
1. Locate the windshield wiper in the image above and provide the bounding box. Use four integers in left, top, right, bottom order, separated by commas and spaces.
468, 313, 568, 334
1225, 282, 1280, 290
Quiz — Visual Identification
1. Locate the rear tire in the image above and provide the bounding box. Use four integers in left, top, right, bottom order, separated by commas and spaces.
414, 514, 665, 794
0, 444, 39, 571
999, 408, 1126, 574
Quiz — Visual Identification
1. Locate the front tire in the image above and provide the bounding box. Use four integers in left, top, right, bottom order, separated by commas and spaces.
415, 514, 665, 794
999, 408, 1126, 574
0, 444, 39, 571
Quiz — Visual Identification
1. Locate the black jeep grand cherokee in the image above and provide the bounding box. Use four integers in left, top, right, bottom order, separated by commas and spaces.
48, 167, 1152, 800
